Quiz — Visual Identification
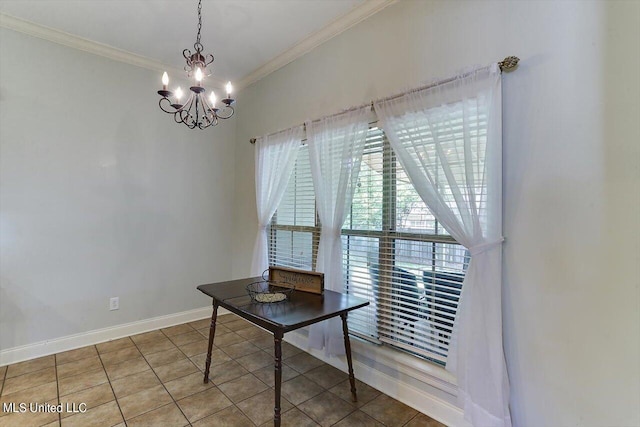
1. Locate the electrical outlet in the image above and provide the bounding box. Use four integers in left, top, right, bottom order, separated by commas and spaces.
109, 297, 119, 311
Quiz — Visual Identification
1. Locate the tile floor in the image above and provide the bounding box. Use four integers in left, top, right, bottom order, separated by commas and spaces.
0, 313, 446, 427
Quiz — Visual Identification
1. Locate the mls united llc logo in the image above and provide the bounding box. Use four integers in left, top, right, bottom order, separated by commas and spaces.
3, 402, 87, 414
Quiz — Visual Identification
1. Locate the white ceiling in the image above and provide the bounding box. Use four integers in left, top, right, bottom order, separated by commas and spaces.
0, 0, 377, 86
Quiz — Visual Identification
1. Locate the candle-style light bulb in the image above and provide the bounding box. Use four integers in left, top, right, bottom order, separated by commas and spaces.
195, 68, 203, 85
209, 91, 217, 106
161, 72, 169, 90
225, 81, 233, 98
175, 87, 183, 101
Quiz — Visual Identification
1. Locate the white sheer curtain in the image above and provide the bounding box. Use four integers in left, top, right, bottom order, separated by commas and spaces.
374, 64, 511, 427
250, 126, 303, 276
306, 107, 369, 355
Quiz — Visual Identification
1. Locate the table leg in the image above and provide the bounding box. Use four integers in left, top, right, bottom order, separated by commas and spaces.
273, 330, 283, 427
340, 313, 358, 402
203, 301, 218, 383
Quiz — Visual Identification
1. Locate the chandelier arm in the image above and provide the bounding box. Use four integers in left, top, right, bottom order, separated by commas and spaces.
205, 54, 214, 68
201, 112, 217, 129
159, 97, 179, 114
200, 95, 214, 127
184, 93, 198, 127
187, 114, 198, 129
176, 94, 194, 125
177, 108, 194, 128
200, 94, 217, 123
194, 95, 202, 126
216, 105, 235, 120
196, 93, 219, 129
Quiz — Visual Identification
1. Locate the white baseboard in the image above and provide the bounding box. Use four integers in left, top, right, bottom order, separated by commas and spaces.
0, 306, 229, 366
283, 330, 471, 427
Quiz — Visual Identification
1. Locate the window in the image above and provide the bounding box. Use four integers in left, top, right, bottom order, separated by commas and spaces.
343, 127, 469, 365
269, 145, 319, 271
268, 127, 468, 365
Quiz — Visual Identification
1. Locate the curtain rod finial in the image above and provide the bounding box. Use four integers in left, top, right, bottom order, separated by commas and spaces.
250, 138, 257, 144
499, 56, 520, 72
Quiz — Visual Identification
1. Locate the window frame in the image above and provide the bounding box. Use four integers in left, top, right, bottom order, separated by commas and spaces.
341, 127, 464, 364
268, 125, 466, 365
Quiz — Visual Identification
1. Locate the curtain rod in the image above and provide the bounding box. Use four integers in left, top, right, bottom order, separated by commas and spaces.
249, 55, 519, 144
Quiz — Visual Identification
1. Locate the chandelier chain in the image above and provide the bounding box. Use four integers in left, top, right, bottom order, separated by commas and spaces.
196, 0, 202, 46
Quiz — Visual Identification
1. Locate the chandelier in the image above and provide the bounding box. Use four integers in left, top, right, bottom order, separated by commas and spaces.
157, 0, 235, 130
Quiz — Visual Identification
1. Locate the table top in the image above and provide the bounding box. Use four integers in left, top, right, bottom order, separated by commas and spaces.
197, 277, 369, 333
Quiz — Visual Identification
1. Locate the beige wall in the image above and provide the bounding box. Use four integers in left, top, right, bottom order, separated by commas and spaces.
231, 1, 640, 425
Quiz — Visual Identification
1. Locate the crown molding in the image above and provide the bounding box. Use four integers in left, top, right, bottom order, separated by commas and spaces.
0, 12, 176, 73
1, 0, 396, 93
0, 12, 228, 89
236, 0, 398, 90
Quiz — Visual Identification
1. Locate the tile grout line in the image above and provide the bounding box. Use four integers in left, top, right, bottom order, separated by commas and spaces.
124, 325, 198, 425
219, 322, 335, 426
95, 344, 128, 427
54, 354, 61, 427
403, 412, 420, 426
278, 371, 336, 426
206, 360, 272, 426
258, 344, 376, 426
92, 329, 203, 424
214, 319, 346, 426
198, 322, 262, 426
169, 327, 204, 427
213, 333, 265, 425
0, 361, 7, 396
57, 349, 113, 425
172, 318, 280, 426
157, 322, 268, 425
157, 325, 198, 424
206, 321, 273, 426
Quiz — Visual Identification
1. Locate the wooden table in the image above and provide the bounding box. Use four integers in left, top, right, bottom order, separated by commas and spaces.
197, 277, 369, 427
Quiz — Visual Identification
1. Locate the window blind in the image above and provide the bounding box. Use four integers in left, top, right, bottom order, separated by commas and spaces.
269, 145, 319, 271
342, 127, 469, 364
268, 126, 470, 365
